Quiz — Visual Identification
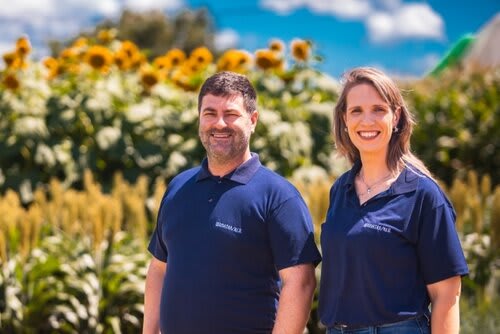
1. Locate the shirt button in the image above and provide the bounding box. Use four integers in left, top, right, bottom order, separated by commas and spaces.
208, 198, 213, 202
218, 180, 222, 184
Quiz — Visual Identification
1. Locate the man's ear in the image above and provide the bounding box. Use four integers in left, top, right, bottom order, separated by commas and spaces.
251, 110, 259, 132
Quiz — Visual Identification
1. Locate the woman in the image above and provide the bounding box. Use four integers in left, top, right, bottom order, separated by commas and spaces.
318, 67, 469, 333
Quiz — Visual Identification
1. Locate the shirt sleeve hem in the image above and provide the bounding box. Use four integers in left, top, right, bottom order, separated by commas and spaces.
424, 267, 469, 285
276, 256, 322, 271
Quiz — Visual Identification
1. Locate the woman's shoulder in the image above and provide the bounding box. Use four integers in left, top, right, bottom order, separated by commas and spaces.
405, 166, 453, 208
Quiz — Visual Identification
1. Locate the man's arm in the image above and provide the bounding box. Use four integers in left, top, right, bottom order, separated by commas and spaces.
143, 258, 167, 334
272, 263, 316, 334
427, 275, 462, 334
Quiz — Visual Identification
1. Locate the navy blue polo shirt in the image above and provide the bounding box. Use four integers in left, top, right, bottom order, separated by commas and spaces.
318, 162, 468, 328
148, 153, 321, 334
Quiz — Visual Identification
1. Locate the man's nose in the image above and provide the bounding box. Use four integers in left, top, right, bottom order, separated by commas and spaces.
213, 115, 228, 128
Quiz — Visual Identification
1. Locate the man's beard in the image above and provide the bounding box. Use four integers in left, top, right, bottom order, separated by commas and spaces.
200, 129, 250, 165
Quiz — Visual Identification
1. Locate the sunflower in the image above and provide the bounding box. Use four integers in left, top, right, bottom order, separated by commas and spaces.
153, 55, 170, 71
84, 45, 113, 72
154, 48, 186, 72
165, 48, 186, 67
290, 39, 311, 62
255, 49, 282, 70
120, 40, 140, 59
217, 49, 252, 73
43, 57, 60, 79
15, 37, 31, 56
185, 58, 203, 73
2, 52, 26, 70
72, 37, 88, 48
43, 57, 58, 69
268, 39, 285, 53
3, 52, 17, 68
2, 72, 20, 90
140, 66, 164, 90
170, 68, 190, 90
97, 29, 117, 44
114, 50, 130, 70
189, 47, 213, 68
59, 48, 79, 63
130, 52, 147, 69
116, 41, 144, 70
42, 57, 60, 79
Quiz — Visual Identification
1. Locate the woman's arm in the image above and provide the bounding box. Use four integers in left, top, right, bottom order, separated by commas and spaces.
427, 275, 462, 334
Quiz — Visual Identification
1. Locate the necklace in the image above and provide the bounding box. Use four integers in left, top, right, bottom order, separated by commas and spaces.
358, 171, 393, 195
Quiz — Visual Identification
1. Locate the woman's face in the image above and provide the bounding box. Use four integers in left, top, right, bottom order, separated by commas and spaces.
344, 83, 399, 159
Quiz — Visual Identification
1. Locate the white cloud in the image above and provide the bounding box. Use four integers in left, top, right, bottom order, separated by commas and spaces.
0, 0, 122, 18
215, 29, 240, 51
0, 0, 55, 17
308, 0, 372, 19
366, 3, 444, 43
124, 0, 183, 12
0, 0, 185, 61
260, 0, 445, 43
260, 0, 372, 19
259, 0, 304, 15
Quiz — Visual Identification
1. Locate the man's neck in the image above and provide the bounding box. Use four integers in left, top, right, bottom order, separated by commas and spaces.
207, 152, 252, 177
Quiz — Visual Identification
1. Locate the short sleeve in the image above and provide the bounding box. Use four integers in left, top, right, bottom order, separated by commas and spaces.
147, 197, 169, 262
417, 201, 469, 284
267, 196, 322, 270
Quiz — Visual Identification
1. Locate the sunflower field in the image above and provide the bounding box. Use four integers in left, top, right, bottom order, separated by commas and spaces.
0, 33, 499, 333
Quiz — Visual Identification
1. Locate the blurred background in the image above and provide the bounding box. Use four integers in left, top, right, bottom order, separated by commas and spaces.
0, 1, 499, 333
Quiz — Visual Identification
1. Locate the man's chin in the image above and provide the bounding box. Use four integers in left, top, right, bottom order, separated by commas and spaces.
208, 151, 233, 162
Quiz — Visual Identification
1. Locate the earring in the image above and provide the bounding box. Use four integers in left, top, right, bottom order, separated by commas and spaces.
393, 127, 399, 133
344, 127, 348, 132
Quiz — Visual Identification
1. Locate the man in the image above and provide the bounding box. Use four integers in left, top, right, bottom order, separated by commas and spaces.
143, 71, 321, 334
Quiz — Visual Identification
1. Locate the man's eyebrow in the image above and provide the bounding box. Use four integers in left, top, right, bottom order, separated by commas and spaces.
201, 106, 216, 112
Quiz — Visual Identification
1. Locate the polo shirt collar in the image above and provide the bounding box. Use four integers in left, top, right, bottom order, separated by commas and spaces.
344, 160, 419, 195
196, 153, 261, 184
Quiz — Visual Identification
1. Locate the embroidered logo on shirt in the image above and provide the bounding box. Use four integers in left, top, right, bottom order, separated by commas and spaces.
363, 222, 392, 233
215, 221, 242, 234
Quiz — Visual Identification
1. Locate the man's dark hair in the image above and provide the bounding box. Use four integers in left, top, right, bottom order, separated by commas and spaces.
198, 71, 257, 113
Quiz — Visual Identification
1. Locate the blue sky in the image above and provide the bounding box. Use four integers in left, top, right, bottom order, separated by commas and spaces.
0, 0, 498, 78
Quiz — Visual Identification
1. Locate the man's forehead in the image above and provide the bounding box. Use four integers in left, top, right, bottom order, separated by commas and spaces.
201, 93, 244, 107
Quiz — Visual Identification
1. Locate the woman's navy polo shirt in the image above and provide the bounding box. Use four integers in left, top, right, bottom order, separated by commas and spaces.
318, 163, 468, 328
148, 153, 321, 334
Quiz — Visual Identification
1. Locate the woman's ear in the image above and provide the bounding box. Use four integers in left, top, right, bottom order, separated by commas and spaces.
393, 107, 401, 127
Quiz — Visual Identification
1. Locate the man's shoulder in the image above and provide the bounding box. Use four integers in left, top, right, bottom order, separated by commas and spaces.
168, 166, 202, 187
255, 165, 293, 185
252, 166, 302, 196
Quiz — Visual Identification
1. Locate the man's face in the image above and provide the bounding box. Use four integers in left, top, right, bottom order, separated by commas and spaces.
198, 93, 258, 166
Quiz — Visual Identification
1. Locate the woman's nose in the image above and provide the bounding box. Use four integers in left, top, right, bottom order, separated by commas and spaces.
360, 111, 375, 124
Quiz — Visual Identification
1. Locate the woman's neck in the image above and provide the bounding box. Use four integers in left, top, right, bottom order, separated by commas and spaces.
359, 154, 392, 183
